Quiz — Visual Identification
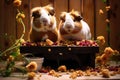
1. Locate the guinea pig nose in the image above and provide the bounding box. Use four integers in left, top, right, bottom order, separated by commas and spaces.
42, 18, 48, 23
66, 25, 71, 29
65, 23, 72, 28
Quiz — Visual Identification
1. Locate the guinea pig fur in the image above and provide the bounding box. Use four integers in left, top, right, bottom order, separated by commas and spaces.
58, 10, 91, 41
28, 4, 59, 42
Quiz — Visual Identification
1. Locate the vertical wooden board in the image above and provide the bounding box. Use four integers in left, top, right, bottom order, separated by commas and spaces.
95, 0, 108, 46
54, 0, 68, 26
82, 0, 95, 39
30, 0, 54, 13
3, 1, 16, 49
30, 0, 52, 9
16, 0, 30, 41
69, 0, 81, 13
40, 0, 52, 6
110, 0, 120, 51
30, 0, 41, 8
0, 0, 5, 51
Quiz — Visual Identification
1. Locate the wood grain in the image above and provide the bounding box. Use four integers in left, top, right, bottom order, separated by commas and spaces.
69, 0, 81, 12
0, 0, 5, 51
0, 0, 16, 51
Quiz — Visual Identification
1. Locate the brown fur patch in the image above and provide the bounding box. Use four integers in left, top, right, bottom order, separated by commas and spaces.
70, 10, 82, 22
60, 12, 66, 22
30, 29, 58, 42
33, 18, 41, 28
49, 16, 55, 28
44, 4, 55, 16
70, 10, 80, 17
72, 22, 82, 33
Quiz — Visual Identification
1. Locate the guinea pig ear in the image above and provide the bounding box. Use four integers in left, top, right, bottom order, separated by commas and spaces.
60, 12, 66, 21
32, 10, 40, 18
45, 4, 55, 16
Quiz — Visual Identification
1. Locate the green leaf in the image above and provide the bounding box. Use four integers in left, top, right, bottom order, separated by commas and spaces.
10, 52, 18, 57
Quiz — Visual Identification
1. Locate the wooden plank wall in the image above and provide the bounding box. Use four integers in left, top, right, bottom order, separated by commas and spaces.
0, 0, 16, 51
109, 0, 120, 51
0, 0, 120, 51
96, 0, 120, 51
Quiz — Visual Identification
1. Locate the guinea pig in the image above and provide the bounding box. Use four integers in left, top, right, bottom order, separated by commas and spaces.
58, 10, 91, 41
28, 4, 58, 42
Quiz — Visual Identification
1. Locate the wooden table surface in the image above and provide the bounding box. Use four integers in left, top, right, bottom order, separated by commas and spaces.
0, 72, 120, 80
1, 61, 120, 80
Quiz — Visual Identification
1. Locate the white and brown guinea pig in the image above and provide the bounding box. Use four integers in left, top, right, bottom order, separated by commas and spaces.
28, 4, 58, 42
58, 10, 91, 41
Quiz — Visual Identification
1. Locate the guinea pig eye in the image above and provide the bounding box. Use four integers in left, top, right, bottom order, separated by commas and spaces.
32, 11, 40, 18
74, 16, 82, 21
